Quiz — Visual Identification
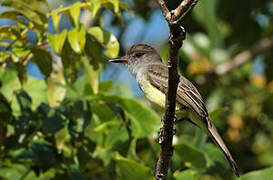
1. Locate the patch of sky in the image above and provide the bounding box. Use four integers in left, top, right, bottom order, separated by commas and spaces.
252, 56, 265, 75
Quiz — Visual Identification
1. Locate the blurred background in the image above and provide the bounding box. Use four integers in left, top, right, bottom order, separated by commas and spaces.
0, 0, 273, 179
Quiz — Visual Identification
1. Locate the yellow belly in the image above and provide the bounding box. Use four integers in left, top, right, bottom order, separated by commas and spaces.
140, 76, 166, 108
140, 76, 182, 112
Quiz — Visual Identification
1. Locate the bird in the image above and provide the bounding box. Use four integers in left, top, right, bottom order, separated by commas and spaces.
109, 44, 240, 177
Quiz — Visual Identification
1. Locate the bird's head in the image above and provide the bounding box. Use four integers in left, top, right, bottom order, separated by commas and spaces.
109, 44, 162, 74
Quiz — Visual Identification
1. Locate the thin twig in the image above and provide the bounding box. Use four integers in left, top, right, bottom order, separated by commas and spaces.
172, 0, 199, 23
215, 35, 273, 75
156, 0, 171, 21
155, 0, 199, 180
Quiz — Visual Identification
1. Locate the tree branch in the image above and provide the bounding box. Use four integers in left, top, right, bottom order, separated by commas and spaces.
155, 1, 199, 180
172, 0, 199, 23
215, 35, 273, 75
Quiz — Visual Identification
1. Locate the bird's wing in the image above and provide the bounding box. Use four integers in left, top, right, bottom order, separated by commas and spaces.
147, 63, 208, 118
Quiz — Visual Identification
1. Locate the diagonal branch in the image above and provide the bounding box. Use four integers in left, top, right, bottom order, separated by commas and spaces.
215, 35, 273, 75
157, 0, 199, 24
156, 0, 171, 21
155, 1, 200, 180
172, 0, 199, 23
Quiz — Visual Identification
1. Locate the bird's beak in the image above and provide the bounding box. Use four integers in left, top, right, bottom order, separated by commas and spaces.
109, 57, 129, 63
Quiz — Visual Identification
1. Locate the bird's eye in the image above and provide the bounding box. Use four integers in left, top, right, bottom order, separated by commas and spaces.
134, 52, 145, 58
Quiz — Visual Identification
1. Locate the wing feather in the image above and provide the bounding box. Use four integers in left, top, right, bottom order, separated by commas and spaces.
147, 63, 208, 118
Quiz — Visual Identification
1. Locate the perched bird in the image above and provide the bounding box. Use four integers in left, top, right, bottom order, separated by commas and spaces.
109, 44, 239, 177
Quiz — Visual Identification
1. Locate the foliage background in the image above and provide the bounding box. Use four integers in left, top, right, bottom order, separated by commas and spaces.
0, 0, 273, 179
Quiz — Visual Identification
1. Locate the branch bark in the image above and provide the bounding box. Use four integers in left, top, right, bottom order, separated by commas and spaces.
215, 35, 273, 75
155, 1, 199, 180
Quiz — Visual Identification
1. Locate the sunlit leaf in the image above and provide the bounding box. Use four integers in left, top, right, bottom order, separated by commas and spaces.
69, 2, 81, 27
2, 0, 47, 28
104, 0, 119, 13
81, 56, 100, 94
175, 169, 199, 180
87, 27, 119, 58
0, 26, 23, 41
24, 76, 48, 109
50, 9, 62, 32
47, 71, 66, 107
239, 166, 273, 180
55, 126, 70, 153
88, 0, 101, 18
68, 25, 86, 54
88, 95, 161, 138
0, 69, 20, 101
114, 152, 154, 180
48, 30, 67, 55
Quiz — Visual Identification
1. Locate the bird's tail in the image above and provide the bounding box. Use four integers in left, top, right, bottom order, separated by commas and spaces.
206, 117, 240, 177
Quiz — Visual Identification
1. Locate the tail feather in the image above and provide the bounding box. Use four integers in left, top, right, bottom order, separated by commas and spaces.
206, 117, 240, 177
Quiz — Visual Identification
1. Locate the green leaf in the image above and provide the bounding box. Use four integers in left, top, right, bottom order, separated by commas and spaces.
38, 103, 67, 134
89, 0, 101, 18
106, 0, 119, 13
114, 153, 154, 180
81, 56, 100, 94
87, 27, 119, 58
13, 62, 27, 85
239, 166, 273, 180
29, 142, 56, 171
14, 89, 32, 113
85, 34, 103, 69
0, 165, 28, 180
24, 76, 48, 109
13, 46, 31, 58
2, 0, 47, 28
31, 47, 53, 77
69, 2, 81, 27
175, 169, 199, 180
0, 93, 12, 120
99, 80, 113, 93
47, 72, 66, 107
59, 100, 92, 136
94, 120, 120, 133
0, 26, 23, 41
209, 107, 226, 121
0, 93, 12, 138
55, 126, 70, 153
60, 40, 82, 81
68, 25, 86, 54
88, 95, 161, 138
0, 69, 20, 101
51, 9, 62, 32
48, 30, 67, 55
204, 143, 228, 172
174, 143, 207, 170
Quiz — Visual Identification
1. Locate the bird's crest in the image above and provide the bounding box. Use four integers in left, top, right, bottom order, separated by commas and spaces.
126, 44, 157, 55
